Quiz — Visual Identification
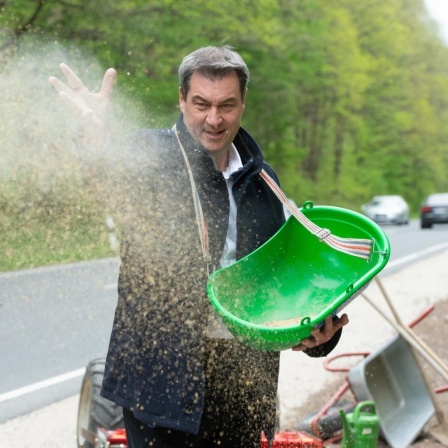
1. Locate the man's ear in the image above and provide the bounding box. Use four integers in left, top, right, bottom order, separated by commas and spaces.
179, 86, 185, 112
242, 87, 248, 105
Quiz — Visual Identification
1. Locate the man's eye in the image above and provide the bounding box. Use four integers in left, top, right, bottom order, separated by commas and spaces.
221, 104, 234, 112
195, 103, 207, 109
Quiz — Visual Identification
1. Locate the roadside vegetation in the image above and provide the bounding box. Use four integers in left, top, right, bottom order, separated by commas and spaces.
1, 0, 448, 271
0, 170, 116, 272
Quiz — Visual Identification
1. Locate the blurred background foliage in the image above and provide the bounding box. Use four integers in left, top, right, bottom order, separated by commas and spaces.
1, 0, 448, 270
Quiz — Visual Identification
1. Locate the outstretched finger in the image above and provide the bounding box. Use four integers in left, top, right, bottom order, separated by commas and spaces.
49, 75, 73, 96
99, 68, 116, 98
60, 63, 86, 92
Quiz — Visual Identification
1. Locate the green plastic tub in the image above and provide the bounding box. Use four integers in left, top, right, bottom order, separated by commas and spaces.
206, 202, 390, 351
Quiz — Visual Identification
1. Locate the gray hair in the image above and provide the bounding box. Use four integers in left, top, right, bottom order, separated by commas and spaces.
178, 45, 250, 100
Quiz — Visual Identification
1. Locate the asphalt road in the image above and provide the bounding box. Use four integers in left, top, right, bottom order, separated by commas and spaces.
0, 257, 119, 422
1, 219, 448, 423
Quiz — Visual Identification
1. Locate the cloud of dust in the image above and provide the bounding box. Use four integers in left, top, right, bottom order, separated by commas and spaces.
0, 40, 144, 191
0, 40, 154, 266
0, 38, 205, 290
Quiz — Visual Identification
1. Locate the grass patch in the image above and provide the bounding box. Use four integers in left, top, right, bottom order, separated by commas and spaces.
1, 215, 115, 272
1, 170, 118, 272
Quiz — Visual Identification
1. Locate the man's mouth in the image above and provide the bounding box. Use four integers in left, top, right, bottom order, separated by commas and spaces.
204, 129, 226, 139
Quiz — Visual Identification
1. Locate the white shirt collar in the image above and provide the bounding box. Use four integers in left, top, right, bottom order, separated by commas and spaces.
222, 144, 243, 180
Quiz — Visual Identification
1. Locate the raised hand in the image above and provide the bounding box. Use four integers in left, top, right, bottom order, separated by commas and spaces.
49, 63, 116, 148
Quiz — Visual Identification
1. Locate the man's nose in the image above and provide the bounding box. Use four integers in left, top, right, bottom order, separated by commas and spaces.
206, 107, 222, 126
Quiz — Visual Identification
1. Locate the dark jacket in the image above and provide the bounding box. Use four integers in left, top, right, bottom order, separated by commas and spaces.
100, 115, 340, 435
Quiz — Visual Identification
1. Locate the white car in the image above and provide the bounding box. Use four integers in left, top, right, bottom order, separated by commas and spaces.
361, 195, 410, 225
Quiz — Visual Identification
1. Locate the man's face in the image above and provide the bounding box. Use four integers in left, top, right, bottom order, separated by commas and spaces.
179, 71, 246, 158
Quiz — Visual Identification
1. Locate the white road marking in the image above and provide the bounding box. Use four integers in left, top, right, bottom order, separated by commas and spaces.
0, 257, 119, 279
383, 240, 448, 271
0, 368, 85, 403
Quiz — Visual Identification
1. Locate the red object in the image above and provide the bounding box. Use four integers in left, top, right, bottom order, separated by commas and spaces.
435, 385, 448, 394
107, 430, 322, 448
106, 428, 128, 447
261, 431, 323, 447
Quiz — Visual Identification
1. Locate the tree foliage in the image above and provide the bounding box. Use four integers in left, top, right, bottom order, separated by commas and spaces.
2, 0, 448, 211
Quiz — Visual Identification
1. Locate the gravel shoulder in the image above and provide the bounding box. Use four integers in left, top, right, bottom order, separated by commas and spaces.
2, 250, 448, 447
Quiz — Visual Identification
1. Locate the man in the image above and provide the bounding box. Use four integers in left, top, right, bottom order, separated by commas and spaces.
50, 45, 348, 448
